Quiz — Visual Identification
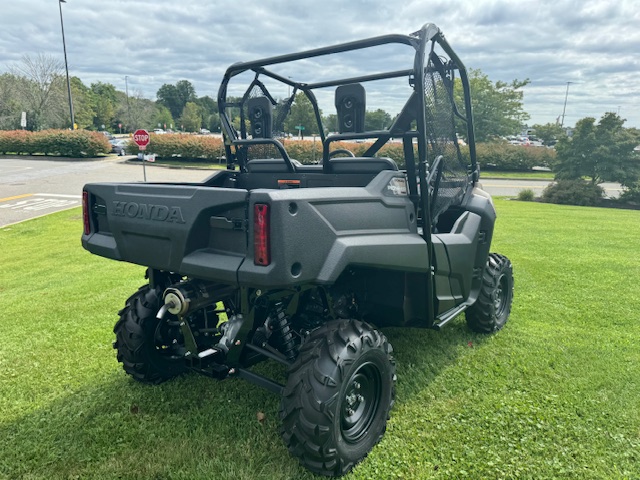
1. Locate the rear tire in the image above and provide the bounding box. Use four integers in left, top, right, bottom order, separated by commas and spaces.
466, 253, 514, 333
113, 285, 186, 384
280, 319, 395, 477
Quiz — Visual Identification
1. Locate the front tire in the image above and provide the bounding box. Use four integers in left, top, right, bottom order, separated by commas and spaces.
280, 319, 395, 477
113, 285, 186, 384
466, 253, 514, 333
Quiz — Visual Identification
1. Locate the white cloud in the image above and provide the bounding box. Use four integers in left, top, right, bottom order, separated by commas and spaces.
2, 0, 639, 127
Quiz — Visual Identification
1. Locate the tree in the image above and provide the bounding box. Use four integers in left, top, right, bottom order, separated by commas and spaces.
530, 122, 566, 146
154, 105, 174, 130
322, 113, 337, 133
180, 102, 202, 132
195, 95, 219, 131
364, 109, 392, 131
176, 80, 196, 107
554, 113, 640, 188
454, 69, 530, 142
10, 53, 67, 129
156, 84, 180, 119
69, 77, 94, 129
0, 73, 20, 129
91, 82, 117, 131
157, 80, 197, 120
285, 92, 320, 137
120, 90, 156, 131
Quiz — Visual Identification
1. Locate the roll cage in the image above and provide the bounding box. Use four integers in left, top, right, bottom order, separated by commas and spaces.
217, 22, 478, 236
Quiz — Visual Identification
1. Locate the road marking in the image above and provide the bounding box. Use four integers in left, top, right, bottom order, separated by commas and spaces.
0, 193, 80, 212
0, 193, 33, 203
37, 193, 82, 199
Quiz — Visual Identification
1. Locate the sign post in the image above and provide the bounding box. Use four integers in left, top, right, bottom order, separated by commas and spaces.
133, 129, 150, 182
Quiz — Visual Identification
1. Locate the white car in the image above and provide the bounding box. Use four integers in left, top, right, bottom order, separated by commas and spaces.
153, 128, 166, 135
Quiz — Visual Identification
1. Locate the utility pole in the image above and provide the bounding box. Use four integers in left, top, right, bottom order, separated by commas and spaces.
58, 0, 75, 129
560, 81, 573, 128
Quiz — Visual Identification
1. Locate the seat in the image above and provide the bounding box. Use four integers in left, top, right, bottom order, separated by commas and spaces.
328, 157, 398, 174
245, 158, 302, 173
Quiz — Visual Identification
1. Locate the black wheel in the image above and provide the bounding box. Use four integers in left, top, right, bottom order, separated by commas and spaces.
113, 285, 187, 384
280, 319, 395, 477
466, 253, 514, 333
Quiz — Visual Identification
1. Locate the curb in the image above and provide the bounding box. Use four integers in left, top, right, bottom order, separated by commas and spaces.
0, 154, 111, 162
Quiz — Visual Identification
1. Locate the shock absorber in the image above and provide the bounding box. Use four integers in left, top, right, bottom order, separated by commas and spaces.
272, 302, 297, 363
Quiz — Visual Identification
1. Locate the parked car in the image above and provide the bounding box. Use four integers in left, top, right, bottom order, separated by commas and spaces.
200, 128, 211, 134
109, 139, 129, 156
153, 128, 166, 135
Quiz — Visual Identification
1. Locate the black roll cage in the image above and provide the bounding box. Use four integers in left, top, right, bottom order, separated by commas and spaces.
217, 23, 476, 176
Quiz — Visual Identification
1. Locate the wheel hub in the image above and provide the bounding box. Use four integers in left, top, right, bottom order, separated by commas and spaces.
493, 273, 508, 316
341, 363, 381, 444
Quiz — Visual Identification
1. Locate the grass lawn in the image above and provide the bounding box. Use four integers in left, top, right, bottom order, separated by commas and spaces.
0, 201, 638, 479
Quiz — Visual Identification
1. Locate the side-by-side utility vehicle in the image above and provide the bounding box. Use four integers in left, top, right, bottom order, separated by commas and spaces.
82, 23, 514, 477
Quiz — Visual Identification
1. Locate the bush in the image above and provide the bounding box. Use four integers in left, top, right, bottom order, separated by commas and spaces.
541, 180, 604, 206
0, 129, 110, 157
618, 184, 640, 205
130, 134, 225, 161
516, 189, 536, 201
122, 136, 554, 173
472, 142, 556, 171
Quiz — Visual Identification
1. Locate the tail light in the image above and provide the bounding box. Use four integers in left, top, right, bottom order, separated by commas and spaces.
254, 203, 270, 266
82, 190, 91, 235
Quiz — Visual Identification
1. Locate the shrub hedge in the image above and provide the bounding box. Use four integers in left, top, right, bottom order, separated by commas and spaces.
541, 180, 604, 206
126, 134, 226, 161
0, 130, 556, 172
0, 130, 111, 158
136, 136, 553, 173
473, 142, 556, 171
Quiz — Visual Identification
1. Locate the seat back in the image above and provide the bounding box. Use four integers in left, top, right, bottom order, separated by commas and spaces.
329, 157, 398, 174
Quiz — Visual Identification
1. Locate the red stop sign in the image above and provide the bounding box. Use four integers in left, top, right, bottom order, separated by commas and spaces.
133, 129, 150, 148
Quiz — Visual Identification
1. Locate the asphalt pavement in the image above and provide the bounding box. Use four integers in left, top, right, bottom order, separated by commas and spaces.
0, 156, 211, 228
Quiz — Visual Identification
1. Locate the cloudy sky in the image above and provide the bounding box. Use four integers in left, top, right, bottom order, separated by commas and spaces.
2, 0, 639, 128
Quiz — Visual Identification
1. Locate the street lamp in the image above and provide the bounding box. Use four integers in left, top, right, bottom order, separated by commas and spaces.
560, 81, 573, 128
58, 0, 75, 129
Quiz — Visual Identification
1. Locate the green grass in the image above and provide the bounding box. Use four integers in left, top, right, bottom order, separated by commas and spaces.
1, 202, 639, 479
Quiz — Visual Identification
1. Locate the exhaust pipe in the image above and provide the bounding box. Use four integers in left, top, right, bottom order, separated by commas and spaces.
156, 280, 236, 319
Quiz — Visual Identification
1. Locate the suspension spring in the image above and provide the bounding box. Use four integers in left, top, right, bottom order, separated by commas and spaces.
273, 302, 297, 363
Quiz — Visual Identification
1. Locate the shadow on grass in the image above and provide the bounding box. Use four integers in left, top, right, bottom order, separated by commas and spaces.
0, 318, 493, 480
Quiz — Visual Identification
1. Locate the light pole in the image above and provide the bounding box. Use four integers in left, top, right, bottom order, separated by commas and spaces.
58, 0, 75, 129
560, 81, 573, 128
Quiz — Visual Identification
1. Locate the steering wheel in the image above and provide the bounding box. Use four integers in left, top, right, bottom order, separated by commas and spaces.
328, 148, 356, 158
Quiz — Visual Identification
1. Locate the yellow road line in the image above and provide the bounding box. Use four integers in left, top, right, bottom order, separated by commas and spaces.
0, 193, 33, 203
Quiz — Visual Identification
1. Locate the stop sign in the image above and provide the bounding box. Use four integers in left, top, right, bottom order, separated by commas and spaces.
133, 129, 150, 150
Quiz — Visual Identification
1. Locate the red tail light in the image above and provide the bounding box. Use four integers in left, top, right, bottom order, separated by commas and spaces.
82, 190, 91, 235
254, 203, 270, 266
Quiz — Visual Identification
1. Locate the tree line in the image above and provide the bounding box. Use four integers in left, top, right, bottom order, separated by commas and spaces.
1, 52, 638, 157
